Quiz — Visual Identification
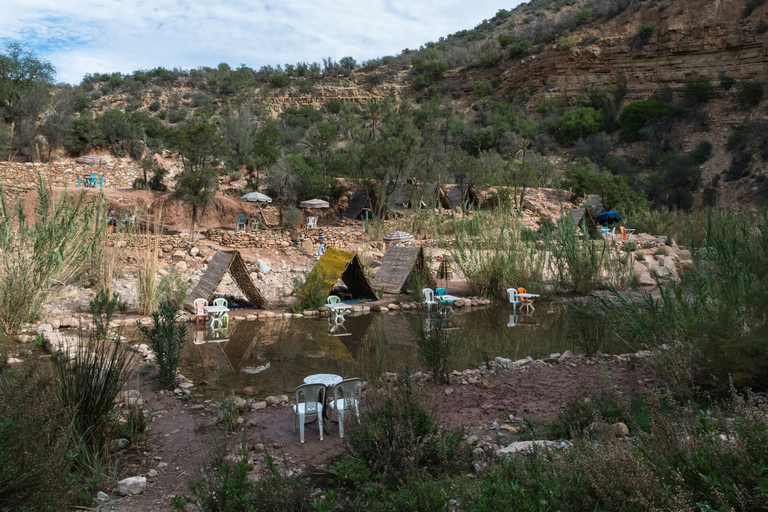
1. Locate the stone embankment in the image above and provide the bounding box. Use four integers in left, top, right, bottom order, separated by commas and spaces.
0, 160, 142, 193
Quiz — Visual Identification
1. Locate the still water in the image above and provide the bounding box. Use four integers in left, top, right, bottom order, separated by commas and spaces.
178, 303, 609, 400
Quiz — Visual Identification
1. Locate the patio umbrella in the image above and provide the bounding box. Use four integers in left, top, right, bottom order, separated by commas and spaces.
594, 211, 621, 225
383, 231, 414, 245
76, 155, 104, 166
240, 192, 273, 203
299, 198, 330, 209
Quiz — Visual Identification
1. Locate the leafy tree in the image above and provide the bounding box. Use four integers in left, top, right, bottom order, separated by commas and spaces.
0, 43, 56, 122
169, 121, 227, 242
619, 101, 676, 141
297, 121, 337, 177
559, 107, 603, 146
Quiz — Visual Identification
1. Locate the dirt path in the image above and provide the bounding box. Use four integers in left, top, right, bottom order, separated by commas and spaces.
100, 356, 657, 511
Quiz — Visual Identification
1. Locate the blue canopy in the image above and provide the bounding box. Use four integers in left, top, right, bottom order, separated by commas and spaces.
594, 211, 621, 225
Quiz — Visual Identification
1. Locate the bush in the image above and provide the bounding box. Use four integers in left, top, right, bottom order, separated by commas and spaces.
90, 289, 119, 340
472, 80, 493, 98
557, 35, 580, 50
137, 301, 187, 388
269, 74, 291, 88
690, 140, 713, 164
508, 40, 532, 58
157, 269, 188, 310
737, 79, 764, 107
148, 100, 161, 112
292, 270, 328, 312
478, 48, 502, 68
573, 132, 612, 165
280, 204, 302, 230
683, 77, 713, 103
559, 107, 603, 146
619, 100, 676, 141
411, 56, 448, 91
497, 33, 513, 47
417, 323, 452, 384
636, 22, 656, 45
132, 158, 168, 191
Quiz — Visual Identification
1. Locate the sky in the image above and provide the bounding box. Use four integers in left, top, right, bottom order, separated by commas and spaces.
0, 0, 523, 84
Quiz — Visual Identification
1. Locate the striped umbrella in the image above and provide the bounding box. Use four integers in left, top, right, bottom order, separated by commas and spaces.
383, 231, 414, 245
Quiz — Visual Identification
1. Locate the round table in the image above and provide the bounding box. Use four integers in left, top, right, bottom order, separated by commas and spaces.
303, 373, 343, 387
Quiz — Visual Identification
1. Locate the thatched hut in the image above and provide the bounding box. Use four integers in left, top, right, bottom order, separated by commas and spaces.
185, 251, 267, 312
299, 247, 378, 301
372, 245, 434, 295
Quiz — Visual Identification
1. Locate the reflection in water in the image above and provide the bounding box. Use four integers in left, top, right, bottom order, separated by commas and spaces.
176, 303, 614, 399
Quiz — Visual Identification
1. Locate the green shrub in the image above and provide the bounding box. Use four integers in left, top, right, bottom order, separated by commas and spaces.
497, 33, 513, 47
508, 40, 532, 58
690, 140, 713, 164
417, 323, 452, 384
292, 270, 328, 312
137, 301, 187, 388
636, 22, 657, 45
157, 269, 188, 311
280, 204, 302, 230
411, 57, 448, 91
472, 80, 493, 98
90, 289, 119, 341
737, 79, 764, 107
619, 100, 676, 141
148, 100, 161, 112
269, 74, 291, 88
557, 35, 579, 50
558, 107, 603, 146
479, 48, 502, 68
683, 77, 713, 103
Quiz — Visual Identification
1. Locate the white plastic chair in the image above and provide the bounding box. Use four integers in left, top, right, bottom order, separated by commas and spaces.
328, 378, 362, 438
193, 298, 208, 324
292, 383, 326, 443
306, 216, 318, 229
423, 288, 437, 311
507, 288, 520, 309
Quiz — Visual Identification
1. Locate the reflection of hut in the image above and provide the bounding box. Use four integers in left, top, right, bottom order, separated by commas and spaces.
343, 189, 371, 219
185, 251, 267, 312
372, 246, 435, 294
570, 208, 600, 238
218, 321, 259, 373
383, 314, 418, 346
300, 247, 378, 301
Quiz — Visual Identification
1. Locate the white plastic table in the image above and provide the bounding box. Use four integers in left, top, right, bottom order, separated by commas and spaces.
304, 373, 343, 387
438, 294, 461, 304
624, 228, 636, 239
326, 303, 351, 321
517, 293, 539, 310
204, 305, 229, 327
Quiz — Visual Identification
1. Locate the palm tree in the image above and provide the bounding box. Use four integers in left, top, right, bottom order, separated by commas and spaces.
515, 138, 532, 163
361, 99, 384, 141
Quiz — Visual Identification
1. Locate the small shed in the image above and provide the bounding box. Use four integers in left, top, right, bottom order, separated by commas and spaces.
343, 189, 370, 219
299, 247, 378, 301
185, 251, 267, 312
372, 245, 435, 294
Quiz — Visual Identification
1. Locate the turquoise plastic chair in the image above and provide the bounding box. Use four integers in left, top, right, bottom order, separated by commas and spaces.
435, 288, 447, 296
236, 214, 246, 231
89, 172, 99, 188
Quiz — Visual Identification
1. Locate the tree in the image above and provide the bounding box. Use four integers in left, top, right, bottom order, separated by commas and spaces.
297, 121, 337, 177
0, 43, 56, 121
509, 152, 553, 213
169, 121, 227, 243
361, 99, 386, 141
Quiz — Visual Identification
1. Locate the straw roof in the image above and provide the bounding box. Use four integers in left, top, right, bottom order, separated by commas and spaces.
372, 245, 434, 294
185, 251, 267, 312
343, 189, 369, 219
570, 208, 600, 238
300, 247, 378, 300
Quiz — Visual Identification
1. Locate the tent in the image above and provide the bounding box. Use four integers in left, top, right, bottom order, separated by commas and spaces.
343, 189, 370, 219
372, 245, 435, 295
185, 251, 267, 312
569, 208, 600, 238
299, 247, 378, 301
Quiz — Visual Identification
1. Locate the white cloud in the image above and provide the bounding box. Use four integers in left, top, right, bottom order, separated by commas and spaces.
0, 0, 523, 84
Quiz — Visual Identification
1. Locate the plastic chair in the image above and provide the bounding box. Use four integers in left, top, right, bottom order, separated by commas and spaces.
620, 226, 627, 240
236, 214, 246, 232
213, 298, 228, 308
193, 298, 208, 324
98, 174, 105, 187
329, 378, 362, 438
326, 296, 341, 305
292, 383, 326, 443
306, 216, 318, 229
507, 288, 520, 309
89, 172, 99, 188
435, 288, 447, 296
250, 217, 259, 231
423, 288, 437, 311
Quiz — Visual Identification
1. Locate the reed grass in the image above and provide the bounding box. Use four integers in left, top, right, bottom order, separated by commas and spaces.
137, 211, 162, 315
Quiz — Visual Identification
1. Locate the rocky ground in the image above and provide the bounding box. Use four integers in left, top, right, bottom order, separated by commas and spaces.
96, 351, 659, 511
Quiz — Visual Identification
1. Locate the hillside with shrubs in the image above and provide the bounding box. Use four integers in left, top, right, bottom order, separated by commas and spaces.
1, 0, 767, 212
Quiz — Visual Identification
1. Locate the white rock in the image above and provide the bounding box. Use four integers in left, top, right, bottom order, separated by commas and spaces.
116, 476, 146, 496
496, 440, 563, 456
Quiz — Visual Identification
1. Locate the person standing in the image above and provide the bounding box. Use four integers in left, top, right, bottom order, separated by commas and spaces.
317, 230, 326, 260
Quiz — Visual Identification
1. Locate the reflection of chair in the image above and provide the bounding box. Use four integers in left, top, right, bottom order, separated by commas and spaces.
194, 330, 206, 344
236, 214, 246, 231
213, 298, 228, 307
329, 378, 362, 438
423, 288, 437, 311
306, 216, 318, 229
193, 298, 208, 324
292, 383, 326, 443
507, 288, 520, 309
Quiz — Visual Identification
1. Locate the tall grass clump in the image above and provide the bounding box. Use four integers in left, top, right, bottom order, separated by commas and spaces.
157, 268, 189, 310
292, 270, 329, 312
0, 179, 105, 333
448, 209, 545, 300
588, 210, 768, 397
546, 216, 612, 294
416, 322, 452, 384
90, 288, 120, 340
138, 301, 187, 388
52, 335, 136, 470
136, 221, 161, 315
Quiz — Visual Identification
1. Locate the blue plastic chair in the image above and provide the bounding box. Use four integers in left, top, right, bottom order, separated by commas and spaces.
435, 288, 447, 296
89, 173, 99, 188
236, 214, 246, 231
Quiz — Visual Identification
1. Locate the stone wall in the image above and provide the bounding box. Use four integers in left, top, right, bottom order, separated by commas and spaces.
107, 234, 188, 253
0, 161, 143, 194
204, 225, 366, 251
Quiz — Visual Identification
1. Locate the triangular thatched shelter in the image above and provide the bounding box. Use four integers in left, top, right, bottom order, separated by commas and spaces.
372, 245, 435, 295
570, 208, 600, 238
343, 189, 370, 219
185, 251, 267, 312
300, 247, 378, 301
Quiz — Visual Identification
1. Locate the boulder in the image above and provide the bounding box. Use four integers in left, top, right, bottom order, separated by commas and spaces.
116, 476, 146, 496
265, 394, 288, 406
172, 250, 186, 263
251, 401, 267, 410
496, 440, 563, 455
